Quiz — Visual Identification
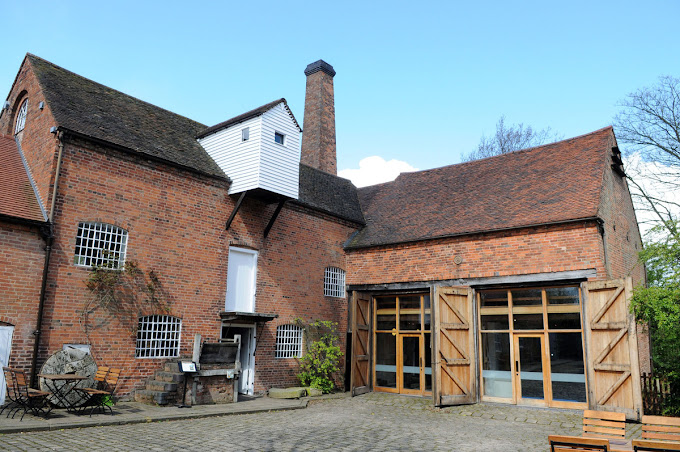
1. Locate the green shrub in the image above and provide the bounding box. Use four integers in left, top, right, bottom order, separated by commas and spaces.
295, 319, 343, 393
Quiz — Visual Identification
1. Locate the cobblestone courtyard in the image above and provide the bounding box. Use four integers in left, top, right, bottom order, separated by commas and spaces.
0, 393, 639, 451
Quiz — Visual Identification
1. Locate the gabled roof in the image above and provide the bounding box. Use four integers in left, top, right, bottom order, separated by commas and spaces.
0, 134, 47, 224
26, 54, 226, 179
197, 98, 302, 139
347, 127, 614, 249
296, 164, 364, 224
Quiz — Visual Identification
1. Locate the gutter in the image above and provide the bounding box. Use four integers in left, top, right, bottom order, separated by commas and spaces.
30, 130, 64, 387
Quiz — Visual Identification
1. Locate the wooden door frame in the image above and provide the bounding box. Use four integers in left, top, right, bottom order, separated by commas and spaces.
372, 293, 433, 396
398, 333, 423, 395
513, 333, 550, 407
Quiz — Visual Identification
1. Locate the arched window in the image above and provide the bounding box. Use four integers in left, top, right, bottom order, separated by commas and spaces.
136, 315, 182, 358
14, 99, 27, 134
324, 267, 346, 298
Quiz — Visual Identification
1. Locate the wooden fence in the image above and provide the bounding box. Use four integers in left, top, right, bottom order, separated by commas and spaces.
641, 372, 673, 415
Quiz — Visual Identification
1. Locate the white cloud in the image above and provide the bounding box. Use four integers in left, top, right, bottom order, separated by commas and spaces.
339, 156, 419, 188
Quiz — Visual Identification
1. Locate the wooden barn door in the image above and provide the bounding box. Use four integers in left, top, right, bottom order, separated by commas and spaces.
584, 278, 642, 419
350, 291, 371, 396
433, 286, 476, 406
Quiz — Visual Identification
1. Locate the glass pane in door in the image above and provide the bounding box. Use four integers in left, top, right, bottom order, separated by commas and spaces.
375, 333, 397, 388
518, 336, 544, 400
376, 297, 396, 330
402, 336, 420, 390
549, 333, 586, 403
481, 332, 512, 398
399, 296, 421, 330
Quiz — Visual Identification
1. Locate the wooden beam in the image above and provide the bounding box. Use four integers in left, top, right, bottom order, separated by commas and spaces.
225, 191, 248, 231
263, 199, 286, 238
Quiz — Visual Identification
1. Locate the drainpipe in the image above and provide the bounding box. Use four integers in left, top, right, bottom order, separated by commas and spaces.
596, 218, 611, 278
30, 130, 65, 387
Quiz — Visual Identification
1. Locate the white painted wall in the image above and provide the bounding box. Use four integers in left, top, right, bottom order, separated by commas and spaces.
198, 102, 300, 199
0, 326, 14, 405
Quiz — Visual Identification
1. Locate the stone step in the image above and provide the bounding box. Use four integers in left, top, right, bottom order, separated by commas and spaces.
135, 389, 176, 406
156, 371, 184, 383
146, 380, 179, 392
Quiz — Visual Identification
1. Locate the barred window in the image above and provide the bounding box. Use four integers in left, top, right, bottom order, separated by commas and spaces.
275, 324, 303, 359
15, 99, 27, 134
136, 315, 182, 358
324, 267, 345, 298
74, 222, 128, 268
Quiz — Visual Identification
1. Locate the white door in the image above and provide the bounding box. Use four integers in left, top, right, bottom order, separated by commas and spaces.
225, 247, 258, 313
239, 328, 256, 395
0, 326, 14, 405
224, 326, 256, 395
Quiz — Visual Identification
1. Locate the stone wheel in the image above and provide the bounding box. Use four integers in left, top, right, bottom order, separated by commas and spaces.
39, 348, 97, 408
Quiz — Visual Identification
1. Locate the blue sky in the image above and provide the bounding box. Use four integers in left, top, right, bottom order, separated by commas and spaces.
2, 0, 679, 183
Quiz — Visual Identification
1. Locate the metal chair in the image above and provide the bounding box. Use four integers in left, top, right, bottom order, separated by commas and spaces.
7, 367, 52, 420
1, 367, 20, 418
549, 434, 610, 451
633, 439, 680, 451
75, 366, 121, 416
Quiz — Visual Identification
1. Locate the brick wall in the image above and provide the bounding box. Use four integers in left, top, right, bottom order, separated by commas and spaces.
23, 131, 356, 398
596, 139, 650, 372
346, 221, 606, 286
0, 221, 44, 371
0, 57, 59, 210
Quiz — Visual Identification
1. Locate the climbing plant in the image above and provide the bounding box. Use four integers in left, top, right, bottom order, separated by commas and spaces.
80, 259, 171, 338
294, 319, 344, 393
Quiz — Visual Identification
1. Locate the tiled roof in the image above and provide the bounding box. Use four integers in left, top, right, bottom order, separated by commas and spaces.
197, 98, 301, 139
347, 127, 614, 249
296, 164, 365, 224
27, 54, 226, 179
0, 134, 47, 223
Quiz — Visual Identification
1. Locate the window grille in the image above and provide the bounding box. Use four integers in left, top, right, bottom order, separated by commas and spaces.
74, 222, 128, 268
324, 267, 346, 298
275, 324, 303, 358
136, 315, 182, 358
15, 99, 27, 133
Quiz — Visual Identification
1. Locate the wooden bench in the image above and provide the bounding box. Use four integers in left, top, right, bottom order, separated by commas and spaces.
583, 410, 627, 439
549, 434, 610, 451
632, 439, 680, 451
641, 415, 680, 443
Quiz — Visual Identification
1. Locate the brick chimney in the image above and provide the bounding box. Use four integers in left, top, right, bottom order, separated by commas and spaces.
301, 60, 337, 175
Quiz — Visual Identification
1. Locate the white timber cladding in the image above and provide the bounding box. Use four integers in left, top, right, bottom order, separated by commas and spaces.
197, 102, 300, 198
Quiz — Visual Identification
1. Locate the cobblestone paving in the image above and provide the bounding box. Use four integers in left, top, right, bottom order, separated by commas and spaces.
0, 393, 641, 451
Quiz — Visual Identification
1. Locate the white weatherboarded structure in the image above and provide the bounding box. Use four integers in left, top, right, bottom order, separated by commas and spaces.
198, 99, 302, 199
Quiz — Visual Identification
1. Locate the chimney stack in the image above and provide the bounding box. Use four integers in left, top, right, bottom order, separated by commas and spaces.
301, 60, 337, 175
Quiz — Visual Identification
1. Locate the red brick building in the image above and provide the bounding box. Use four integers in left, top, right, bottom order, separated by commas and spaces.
0, 55, 647, 418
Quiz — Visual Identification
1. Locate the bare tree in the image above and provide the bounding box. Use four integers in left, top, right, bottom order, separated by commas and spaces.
615, 76, 680, 240
462, 115, 561, 161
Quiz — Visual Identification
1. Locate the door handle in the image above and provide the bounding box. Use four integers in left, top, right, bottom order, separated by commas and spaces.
516, 361, 519, 374
391, 328, 397, 336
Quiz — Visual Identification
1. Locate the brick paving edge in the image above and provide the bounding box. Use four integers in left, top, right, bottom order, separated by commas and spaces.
0, 400, 309, 434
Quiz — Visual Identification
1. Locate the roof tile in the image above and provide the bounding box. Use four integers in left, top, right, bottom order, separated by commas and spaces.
347, 127, 613, 248
0, 134, 46, 223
